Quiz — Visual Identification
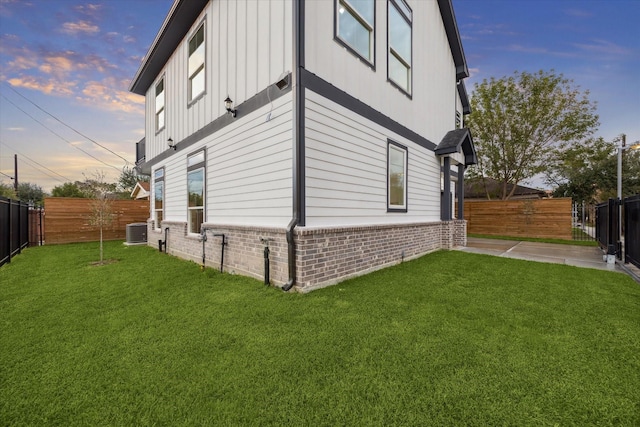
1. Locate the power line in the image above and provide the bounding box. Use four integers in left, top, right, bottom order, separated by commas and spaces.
0, 170, 14, 180
0, 141, 72, 182
0, 94, 122, 173
4, 83, 131, 165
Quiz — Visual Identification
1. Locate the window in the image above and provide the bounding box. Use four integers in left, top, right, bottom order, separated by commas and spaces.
388, 0, 412, 95
155, 78, 165, 132
388, 141, 407, 211
188, 23, 205, 102
456, 111, 462, 129
154, 168, 164, 229
187, 150, 205, 234
335, 0, 375, 65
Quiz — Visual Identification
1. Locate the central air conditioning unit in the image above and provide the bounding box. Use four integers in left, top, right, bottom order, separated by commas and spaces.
125, 223, 147, 244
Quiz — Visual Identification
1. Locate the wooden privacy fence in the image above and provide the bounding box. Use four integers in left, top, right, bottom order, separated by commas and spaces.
464, 198, 572, 240
44, 197, 149, 244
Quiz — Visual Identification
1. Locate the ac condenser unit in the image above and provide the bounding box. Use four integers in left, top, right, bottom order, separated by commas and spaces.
125, 223, 147, 244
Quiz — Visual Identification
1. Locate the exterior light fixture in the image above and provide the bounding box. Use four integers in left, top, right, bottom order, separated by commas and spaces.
168, 138, 176, 150
224, 96, 237, 117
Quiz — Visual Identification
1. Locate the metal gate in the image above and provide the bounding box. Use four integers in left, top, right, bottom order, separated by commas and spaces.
572, 201, 596, 241
1, 196, 30, 267
624, 195, 640, 269
596, 198, 620, 257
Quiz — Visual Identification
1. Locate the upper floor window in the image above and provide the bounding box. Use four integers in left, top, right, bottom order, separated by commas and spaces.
456, 111, 462, 129
188, 23, 205, 102
155, 78, 165, 132
388, 140, 407, 212
335, 0, 375, 65
187, 150, 205, 234
388, 0, 412, 95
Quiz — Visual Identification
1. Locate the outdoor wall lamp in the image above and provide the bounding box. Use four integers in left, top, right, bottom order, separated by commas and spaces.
224, 96, 237, 117
167, 138, 176, 150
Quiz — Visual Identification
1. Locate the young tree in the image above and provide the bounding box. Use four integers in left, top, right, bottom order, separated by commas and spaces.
466, 70, 599, 199
86, 171, 115, 264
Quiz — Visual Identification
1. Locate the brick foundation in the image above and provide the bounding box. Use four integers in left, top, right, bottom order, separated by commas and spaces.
147, 219, 467, 292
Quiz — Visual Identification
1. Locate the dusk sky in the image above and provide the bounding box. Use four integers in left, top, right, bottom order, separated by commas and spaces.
1, 0, 639, 193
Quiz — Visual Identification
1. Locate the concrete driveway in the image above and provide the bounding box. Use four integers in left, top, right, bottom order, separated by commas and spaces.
457, 237, 621, 273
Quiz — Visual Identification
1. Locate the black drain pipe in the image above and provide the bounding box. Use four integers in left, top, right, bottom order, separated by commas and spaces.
282, 219, 297, 292
261, 238, 274, 286
159, 227, 169, 253
213, 233, 226, 273
283, 0, 305, 292
200, 227, 226, 273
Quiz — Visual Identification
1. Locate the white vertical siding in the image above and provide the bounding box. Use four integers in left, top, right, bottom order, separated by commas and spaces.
304, 0, 458, 145
145, 0, 293, 163
305, 90, 441, 227
153, 97, 293, 228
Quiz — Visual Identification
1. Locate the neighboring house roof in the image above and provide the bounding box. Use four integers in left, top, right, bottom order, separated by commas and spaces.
131, 181, 150, 200
465, 178, 547, 200
435, 128, 477, 166
130, 0, 470, 96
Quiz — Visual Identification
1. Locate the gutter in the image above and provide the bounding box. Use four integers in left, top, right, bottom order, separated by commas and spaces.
283, 0, 306, 292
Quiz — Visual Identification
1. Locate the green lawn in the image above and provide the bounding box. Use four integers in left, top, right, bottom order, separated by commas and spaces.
1, 241, 638, 426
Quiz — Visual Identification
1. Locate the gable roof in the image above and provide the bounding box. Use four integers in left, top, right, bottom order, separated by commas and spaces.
130, 181, 150, 199
130, 0, 209, 95
130, 0, 470, 95
437, 0, 469, 80
435, 128, 477, 166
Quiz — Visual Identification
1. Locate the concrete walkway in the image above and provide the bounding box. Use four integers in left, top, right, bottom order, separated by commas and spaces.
457, 237, 622, 273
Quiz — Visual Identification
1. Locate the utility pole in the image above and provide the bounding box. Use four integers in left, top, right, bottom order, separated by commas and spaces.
14, 154, 18, 192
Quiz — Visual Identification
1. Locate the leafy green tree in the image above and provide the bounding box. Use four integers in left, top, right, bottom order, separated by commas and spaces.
16, 182, 46, 206
118, 166, 149, 193
547, 137, 640, 203
466, 70, 599, 199
51, 182, 90, 198
0, 181, 17, 199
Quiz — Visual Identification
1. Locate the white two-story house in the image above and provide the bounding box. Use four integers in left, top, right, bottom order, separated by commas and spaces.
130, 0, 475, 292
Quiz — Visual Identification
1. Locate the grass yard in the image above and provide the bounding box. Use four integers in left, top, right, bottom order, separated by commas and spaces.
1, 241, 639, 426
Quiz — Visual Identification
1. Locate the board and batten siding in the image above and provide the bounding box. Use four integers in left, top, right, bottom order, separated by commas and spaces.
305, 0, 458, 144
152, 97, 293, 228
145, 0, 293, 163
305, 90, 441, 227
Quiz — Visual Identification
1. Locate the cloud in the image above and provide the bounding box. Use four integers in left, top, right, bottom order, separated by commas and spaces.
8, 76, 76, 96
74, 3, 103, 19
61, 20, 99, 35
572, 39, 632, 57
77, 79, 144, 114
7, 127, 25, 131
564, 9, 593, 18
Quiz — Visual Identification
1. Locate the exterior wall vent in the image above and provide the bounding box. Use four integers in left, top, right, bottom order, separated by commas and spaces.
126, 223, 148, 244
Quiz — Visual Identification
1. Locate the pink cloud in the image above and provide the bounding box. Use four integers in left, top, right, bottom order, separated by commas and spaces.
8, 76, 76, 96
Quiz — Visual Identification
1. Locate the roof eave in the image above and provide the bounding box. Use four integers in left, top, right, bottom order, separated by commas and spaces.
437, 0, 469, 81
129, 0, 209, 95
